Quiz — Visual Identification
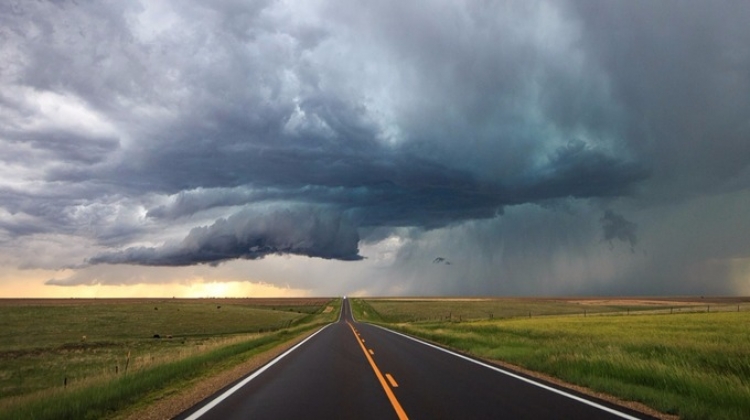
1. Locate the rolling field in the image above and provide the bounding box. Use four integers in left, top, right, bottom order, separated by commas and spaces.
0, 298, 336, 420
353, 297, 750, 420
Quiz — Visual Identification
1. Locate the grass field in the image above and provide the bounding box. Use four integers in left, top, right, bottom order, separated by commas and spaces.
353, 297, 750, 420
0, 298, 337, 419
354, 297, 748, 323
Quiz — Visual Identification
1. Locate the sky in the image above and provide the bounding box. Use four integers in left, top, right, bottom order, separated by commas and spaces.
1, 0, 749, 298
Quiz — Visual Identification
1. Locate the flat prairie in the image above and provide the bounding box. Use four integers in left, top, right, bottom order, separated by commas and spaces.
353, 297, 750, 420
356, 296, 749, 324
0, 297, 332, 417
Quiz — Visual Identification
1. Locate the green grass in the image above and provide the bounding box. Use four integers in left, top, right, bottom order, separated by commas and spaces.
357, 298, 688, 323
1, 324, 321, 420
354, 299, 750, 420
0, 298, 339, 419
0, 300, 326, 350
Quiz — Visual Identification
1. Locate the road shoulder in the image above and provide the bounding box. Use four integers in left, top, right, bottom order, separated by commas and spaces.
478, 356, 679, 420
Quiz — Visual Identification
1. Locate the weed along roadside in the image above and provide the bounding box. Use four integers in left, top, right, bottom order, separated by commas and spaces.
0, 298, 340, 420
352, 297, 750, 420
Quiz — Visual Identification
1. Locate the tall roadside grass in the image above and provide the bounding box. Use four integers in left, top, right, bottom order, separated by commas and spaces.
0, 299, 331, 400
356, 299, 750, 420
349, 298, 384, 322
2, 332, 277, 420
0, 299, 340, 420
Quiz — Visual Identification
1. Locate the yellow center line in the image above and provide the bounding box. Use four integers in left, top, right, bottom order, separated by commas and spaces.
347, 322, 408, 420
386, 373, 399, 388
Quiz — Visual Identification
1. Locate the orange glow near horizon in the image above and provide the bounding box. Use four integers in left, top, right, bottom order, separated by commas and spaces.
0, 268, 310, 298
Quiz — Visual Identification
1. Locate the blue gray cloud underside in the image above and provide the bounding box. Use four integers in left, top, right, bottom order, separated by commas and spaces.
0, 0, 748, 295
86, 139, 646, 266
89, 207, 362, 265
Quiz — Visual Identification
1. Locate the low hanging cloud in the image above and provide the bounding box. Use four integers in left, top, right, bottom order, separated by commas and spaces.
89, 206, 362, 266
600, 210, 637, 250
1, 0, 749, 295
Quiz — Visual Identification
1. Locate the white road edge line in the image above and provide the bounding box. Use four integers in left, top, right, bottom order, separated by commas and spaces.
183, 324, 332, 420
370, 324, 643, 420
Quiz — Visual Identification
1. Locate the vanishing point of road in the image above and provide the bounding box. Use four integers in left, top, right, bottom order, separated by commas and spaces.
175, 298, 656, 420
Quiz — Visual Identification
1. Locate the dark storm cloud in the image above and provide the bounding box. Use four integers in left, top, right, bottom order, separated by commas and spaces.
140, 140, 645, 229
96, 137, 645, 267
567, 0, 750, 197
1, 1, 749, 295
90, 206, 362, 265
600, 210, 637, 250
515, 140, 648, 201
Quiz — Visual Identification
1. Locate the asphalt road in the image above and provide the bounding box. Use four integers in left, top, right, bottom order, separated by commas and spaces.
175, 298, 656, 420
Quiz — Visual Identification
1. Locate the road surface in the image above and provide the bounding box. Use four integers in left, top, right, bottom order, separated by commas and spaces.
175, 298, 655, 419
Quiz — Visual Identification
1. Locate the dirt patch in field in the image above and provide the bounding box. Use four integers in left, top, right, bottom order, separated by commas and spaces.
565, 296, 750, 306
322, 306, 333, 313
569, 298, 703, 306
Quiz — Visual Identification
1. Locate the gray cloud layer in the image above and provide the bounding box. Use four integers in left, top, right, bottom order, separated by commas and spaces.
90, 206, 361, 265
1, 1, 748, 295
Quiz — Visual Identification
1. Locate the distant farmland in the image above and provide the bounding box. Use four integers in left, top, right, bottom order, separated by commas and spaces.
354, 296, 750, 323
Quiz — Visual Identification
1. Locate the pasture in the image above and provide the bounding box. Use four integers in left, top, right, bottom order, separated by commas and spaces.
353, 297, 750, 420
0, 298, 336, 420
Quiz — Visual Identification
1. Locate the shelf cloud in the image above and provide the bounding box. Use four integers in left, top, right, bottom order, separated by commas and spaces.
89, 206, 362, 265
0, 0, 748, 296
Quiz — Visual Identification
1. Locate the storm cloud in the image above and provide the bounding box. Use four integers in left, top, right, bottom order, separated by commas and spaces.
600, 210, 637, 250
1, 1, 749, 295
90, 206, 362, 265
